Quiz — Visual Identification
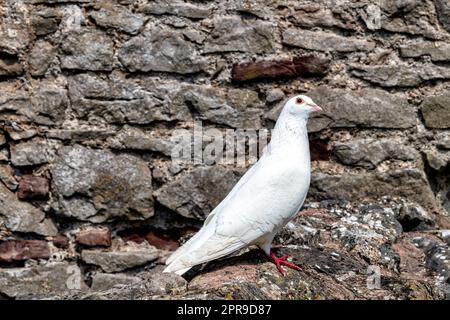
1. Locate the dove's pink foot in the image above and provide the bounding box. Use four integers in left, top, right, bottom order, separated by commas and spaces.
269, 251, 301, 275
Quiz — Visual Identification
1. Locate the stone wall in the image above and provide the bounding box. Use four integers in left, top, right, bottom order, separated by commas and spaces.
1, 0, 450, 299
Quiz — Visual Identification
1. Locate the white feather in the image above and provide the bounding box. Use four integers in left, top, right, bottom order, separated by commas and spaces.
164, 95, 320, 275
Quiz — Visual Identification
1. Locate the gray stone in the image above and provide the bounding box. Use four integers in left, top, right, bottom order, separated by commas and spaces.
0, 83, 30, 123
436, 133, 450, 150
0, 149, 8, 161
45, 128, 116, 142
333, 139, 419, 169
400, 41, 450, 62
0, 183, 57, 236
0, 262, 85, 298
81, 245, 159, 272
425, 149, 449, 171
0, 164, 18, 190
0, 133, 5, 146
140, 0, 211, 19
304, 87, 416, 132
351, 64, 450, 87
26, 0, 90, 3
68, 74, 191, 124
90, 7, 145, 34
154, 166, 243, 220
1, 81, 68, 125
0, 24, 30, 54
108, 126, 184, 156
181, 85, 263, 129
204, 16, 276, 54
282, 29, 375, 52
28, 40, 56, 76
231, 0, 273, 20
61, 29, 114, 71
75, 268, 187, 299
69, 74, 262, 128
5, 125, 38, 141
397, 202, 434, 231
119, 24, 207, 74
266, 89, 285, 103
10, 138, 57, 166
380, 0, 419, 15
90, 273, 141, 291
288, 3, 357, 30
30, 81, 69, 125
310, 168, 438, 210
139, 268, 188, 295
434, 0, 450, 32
421, 91, 450, 129
31, 7, 61, 36
51, 145, 153, 223
0, 52, 22, 76
380, 2, 442, 39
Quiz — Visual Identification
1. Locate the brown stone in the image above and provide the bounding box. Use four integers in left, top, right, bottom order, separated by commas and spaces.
145, 230, 179, 251
51, 234, 70, 249
76, 228, 111, 247
231, 55, 330, 82
17, 175, 50, 200
0, 240, 50, 262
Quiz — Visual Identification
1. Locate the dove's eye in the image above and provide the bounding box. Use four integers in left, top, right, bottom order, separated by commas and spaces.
296, 97, 304, 104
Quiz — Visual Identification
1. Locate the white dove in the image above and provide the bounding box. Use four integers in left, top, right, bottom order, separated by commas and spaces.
164, 95, 322, 275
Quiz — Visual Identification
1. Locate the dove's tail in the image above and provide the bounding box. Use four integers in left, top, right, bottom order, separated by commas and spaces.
163, 217, 246, 275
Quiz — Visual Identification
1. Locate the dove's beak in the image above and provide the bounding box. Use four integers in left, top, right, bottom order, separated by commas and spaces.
309, 103, 322, 112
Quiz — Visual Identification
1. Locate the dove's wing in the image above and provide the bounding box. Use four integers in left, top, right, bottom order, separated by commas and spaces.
164, 150, 309, 274
165, 158, 262, 266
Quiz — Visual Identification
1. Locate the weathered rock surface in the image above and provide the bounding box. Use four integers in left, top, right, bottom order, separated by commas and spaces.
28, 41, 56, 76
70, 74, 264, 128
61, 29, 114, 71
139, 0, 211, 19
119, 24, 207, 74
154, 166, 243, 220
283, 29, 375, 52
0, 0, 449, 301
421, 91, 450, 129
304, 87, 416, 132
0, 183, 57, 236
332, 139, 419, 169
10, 139, 57, 166
51, 145, 153, 223
81, 244, 159, 272
425, 148, 450, 172
400, 41, 450, 62
0, 164, 18, 190
434, 0, 450, 32
90, 7, 145, 35
0, 52, 22, 76
288, 3, 357, 31
351, 64, 450, 87
0, 262, 86, 298
310, 169, 437, 211
204, 16, 276, 54
90, 273, 141, 292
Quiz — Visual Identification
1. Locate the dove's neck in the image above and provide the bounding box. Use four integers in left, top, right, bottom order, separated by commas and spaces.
270, 113, 310, 158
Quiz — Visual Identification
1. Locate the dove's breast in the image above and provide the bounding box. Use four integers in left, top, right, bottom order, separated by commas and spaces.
215, 151, 311, 242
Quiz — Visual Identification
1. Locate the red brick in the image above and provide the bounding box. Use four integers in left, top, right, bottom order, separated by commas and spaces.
231, 55, 330, 82
0, 240, 50, 262
17, 175, 50, 200
76, 228, 111, 247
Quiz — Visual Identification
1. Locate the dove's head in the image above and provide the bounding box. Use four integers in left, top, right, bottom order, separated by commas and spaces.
284, 95, 322, 119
